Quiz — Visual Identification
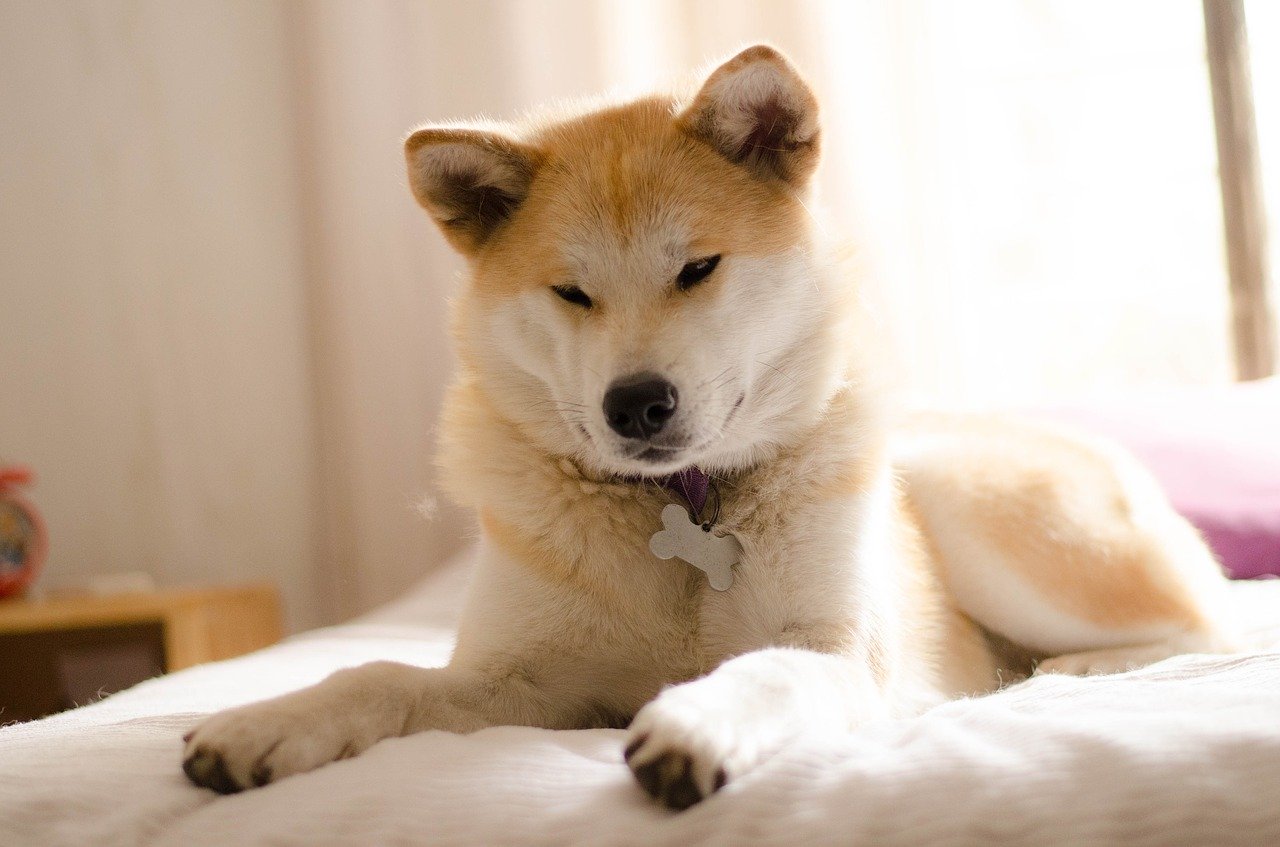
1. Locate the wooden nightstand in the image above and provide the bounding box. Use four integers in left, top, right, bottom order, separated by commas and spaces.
0, 584, 282, 722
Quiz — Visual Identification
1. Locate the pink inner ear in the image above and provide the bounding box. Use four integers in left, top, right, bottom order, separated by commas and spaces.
685, 55, 819, 185
735, 100, 802, 164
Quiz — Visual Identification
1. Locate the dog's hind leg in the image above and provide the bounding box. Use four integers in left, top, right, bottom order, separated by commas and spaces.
897, 414, 1238, 675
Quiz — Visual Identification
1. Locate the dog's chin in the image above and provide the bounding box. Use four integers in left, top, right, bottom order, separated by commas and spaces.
603, 446, 694, 478
576, 431, 714, 478
593, 433, 745, 478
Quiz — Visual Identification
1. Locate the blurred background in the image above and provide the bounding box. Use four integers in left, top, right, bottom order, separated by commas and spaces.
1, 1, 1276, 632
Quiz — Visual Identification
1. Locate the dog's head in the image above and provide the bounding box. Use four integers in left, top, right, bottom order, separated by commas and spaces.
407, 46, 852, 479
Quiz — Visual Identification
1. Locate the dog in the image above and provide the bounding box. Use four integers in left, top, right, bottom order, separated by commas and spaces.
183, 44, 1235, 810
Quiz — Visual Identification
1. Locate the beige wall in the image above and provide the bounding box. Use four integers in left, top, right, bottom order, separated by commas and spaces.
0, 2, 324, 628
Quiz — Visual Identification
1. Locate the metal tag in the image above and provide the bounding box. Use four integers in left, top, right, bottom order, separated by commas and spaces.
649, 503, 741, 591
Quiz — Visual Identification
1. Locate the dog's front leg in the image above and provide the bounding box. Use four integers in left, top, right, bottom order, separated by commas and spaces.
625, 647, 885, 809
183, 659, 557, 793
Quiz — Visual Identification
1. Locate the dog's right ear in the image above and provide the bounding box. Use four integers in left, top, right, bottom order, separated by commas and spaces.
404, 128, 540, 254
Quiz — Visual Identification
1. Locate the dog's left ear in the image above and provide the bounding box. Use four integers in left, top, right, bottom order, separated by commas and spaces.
680, 45, 820, 187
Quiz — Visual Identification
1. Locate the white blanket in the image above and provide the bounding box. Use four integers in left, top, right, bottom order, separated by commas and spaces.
4, 556, 1280, 847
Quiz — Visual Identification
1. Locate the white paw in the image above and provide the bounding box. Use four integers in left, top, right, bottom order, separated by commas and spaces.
182, 698, 365, 793
624, 687, 754, 810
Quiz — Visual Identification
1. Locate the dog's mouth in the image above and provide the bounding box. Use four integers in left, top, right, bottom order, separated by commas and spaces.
578, 392, 746, 473
627, 443, 687, 464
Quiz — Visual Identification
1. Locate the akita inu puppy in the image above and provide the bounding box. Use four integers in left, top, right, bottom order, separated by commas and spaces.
184, 45, 1234, 809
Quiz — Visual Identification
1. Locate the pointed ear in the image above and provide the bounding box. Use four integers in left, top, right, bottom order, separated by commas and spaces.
679, 45, 820, 186
404, 127, 541, 253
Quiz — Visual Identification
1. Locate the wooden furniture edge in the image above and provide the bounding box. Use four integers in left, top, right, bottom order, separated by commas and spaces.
0, 584, 283, 670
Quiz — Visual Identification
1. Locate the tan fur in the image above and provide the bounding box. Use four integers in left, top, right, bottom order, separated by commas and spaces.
182, 45, 1234, 807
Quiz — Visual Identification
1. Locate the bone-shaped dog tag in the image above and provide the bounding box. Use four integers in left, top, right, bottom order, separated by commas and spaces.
649, 503, 741, 591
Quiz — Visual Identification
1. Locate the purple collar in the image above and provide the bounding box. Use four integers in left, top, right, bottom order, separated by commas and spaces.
654, 466, 710, 516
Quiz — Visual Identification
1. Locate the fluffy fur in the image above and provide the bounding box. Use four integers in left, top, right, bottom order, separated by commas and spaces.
183, 45, 1235, 809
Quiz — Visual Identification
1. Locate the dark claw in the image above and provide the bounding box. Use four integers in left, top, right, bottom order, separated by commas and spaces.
183, 748, 242, 794
207, 760, 241, 794
250, 739, 281, 786
632, 756, 665, 799
182, 730, 194, 743
664, 758, 703, 811
630, 750, 716, 811
250, 761, 273, 787
623, 733, 648, 763
182, 749, 237, 794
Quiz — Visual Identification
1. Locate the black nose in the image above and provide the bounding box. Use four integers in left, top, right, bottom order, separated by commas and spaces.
603, 374, 678, 440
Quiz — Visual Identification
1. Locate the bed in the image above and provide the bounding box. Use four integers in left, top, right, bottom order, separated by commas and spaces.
4, 384, 1280, 846
3, 555, 1280, 846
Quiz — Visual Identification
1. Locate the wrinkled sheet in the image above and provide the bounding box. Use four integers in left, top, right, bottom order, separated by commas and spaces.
4, 557, 1280, 847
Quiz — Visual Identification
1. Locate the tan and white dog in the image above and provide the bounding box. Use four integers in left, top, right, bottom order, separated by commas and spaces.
183, 45, 1235, 810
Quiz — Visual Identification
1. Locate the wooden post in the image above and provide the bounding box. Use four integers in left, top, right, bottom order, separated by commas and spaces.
1204, 0, 1276, 380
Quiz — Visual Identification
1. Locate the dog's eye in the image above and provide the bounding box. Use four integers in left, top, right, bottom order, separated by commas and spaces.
551, 285, 593, 309
676, 255, 721, 290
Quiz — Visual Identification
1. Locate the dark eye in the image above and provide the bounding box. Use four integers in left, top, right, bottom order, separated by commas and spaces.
551, 285, 593, 309
676, 255, 721, 290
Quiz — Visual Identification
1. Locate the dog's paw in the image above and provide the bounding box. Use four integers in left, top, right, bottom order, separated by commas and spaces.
625, 737, 728, 811
182, 701, 362, 793
624, 693, 746, 810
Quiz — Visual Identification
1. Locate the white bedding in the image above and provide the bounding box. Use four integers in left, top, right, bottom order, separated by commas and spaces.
4, 555, 1280, 847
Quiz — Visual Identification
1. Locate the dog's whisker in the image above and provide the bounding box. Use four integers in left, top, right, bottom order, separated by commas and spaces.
696, 366, 734, 392
754, 359, 798, 387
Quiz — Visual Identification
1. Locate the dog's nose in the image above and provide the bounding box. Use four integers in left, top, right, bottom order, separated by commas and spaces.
603, 374, 678, 440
